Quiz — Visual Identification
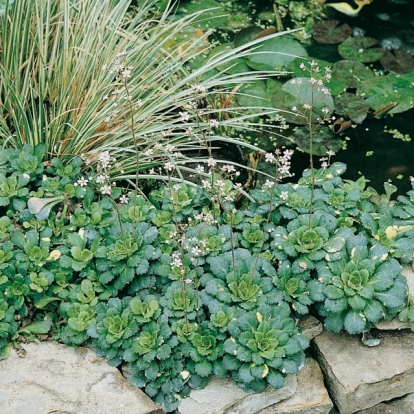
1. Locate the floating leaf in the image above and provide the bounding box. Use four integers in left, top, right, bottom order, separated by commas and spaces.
236, 80, 280, 109
380, 50, 414, 75
271, 77, 334, 125
338, 37, 385, 63
334, 92, 369, 123
247, 36, 308, 71
332, 60, 374, 88
312, 20, 352, 44
358, 72, 414, 114
293, 127, 343, 156
290, 58, 347, 96
234, 26, 263, 48
177, 0, 226, 29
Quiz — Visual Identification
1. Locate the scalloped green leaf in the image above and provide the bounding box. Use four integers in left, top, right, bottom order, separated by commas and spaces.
194, 359, 213, 377
312, 20, 352, 44
364, 299, 384, 323
338, 37, 385, 63
344, 310, 367, 334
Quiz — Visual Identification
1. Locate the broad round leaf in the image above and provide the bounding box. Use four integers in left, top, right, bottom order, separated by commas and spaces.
247, 36, 308, 71
312, 20, 352, 44
293, 127, 343, 156
234, 26, 267, 48
332, 60, 374, 88
334, 93, 369, 123
271, 77, 334, 125
380, 50, 414, 75
338, 37, 385, 63
358, 72, 414, 114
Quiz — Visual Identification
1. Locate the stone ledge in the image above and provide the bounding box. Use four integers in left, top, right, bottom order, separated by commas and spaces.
312, 330, 414, 414
0, 342, 163, 414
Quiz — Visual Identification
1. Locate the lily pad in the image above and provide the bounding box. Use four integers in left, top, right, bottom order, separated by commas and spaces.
293, 127, 343, 156
312, 20, 352, 44
332, 60, 374, 88
290, 58, 347, 96
334, 93, 369, 123
234, 26, 276, 48
247, 36, 308, 71
236, 80, 279, 109
380, 50, 414, 75
271, 77, 334, 125
358, 72, 414, 115
177, 0, 226, 29
338, 37, 385, 63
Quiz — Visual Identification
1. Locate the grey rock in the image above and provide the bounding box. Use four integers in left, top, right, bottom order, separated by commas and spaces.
258, 357, 333, 414
0, 342, 164, 414
387, 392, 414, 412
297, 315, 323, 340
374, 319, 410, 331
355, 402, 400, 413
178, 373, 297, 414
312, 330, 414, 414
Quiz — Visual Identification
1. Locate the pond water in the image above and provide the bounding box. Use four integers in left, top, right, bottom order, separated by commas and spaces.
327, 0, 414, 195
289, 0, 414, 195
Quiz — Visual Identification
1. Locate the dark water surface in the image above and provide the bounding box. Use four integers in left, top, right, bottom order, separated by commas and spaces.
299, 0, 414, 195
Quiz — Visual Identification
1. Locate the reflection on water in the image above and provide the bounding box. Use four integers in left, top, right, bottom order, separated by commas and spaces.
315, 0, 414, 195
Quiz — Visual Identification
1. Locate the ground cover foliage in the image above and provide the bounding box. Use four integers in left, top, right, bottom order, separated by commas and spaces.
1, 0, 414, 412
1, 144, 414, 411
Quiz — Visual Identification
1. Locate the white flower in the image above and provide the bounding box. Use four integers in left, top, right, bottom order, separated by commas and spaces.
179, 111, 190, 122
278, 165, 291, 175
191, 246, 202, 257
96, 174, 108, 184
121, 68, 132, 78
265, 152, 275, 163
119, 194, 129, 204
280, 191, 289, 200
303, 103, 312, 110
195, 164, 205, 174
100, 185, 112, 195
76, 176, 89, 187
209, 119, 219, 128
99, 151, 111, 167
164, 161, 175, 171
144, 149, 153, 157
207, 157, 217, 167
322, 107, 330, 114
326, 149, 336, 156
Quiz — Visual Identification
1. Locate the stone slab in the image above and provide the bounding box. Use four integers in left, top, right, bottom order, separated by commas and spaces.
297, 315, 323, 340
178, 373, 297, 414
0, 342, 164, 414
387, 391, 414, 412
312, 330, 414, 414
258, 357, 333, 414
